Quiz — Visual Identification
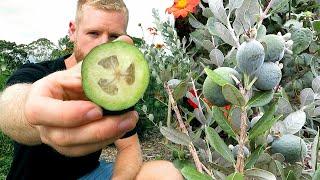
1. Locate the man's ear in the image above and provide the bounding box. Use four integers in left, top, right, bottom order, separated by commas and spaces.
68, 21, 76, 42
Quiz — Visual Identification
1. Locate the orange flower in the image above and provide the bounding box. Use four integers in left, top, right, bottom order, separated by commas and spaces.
166, 0, 200, 18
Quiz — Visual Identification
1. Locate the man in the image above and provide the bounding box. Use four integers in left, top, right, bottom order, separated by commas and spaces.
0, 0, 183, 179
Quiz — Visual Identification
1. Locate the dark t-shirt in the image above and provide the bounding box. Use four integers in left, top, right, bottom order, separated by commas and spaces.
6, 56, 136, 180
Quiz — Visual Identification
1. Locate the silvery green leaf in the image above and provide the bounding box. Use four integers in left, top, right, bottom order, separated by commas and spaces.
212, 22, 237, 47
275, 97, 293, 115
205, 126, 235, 163
312, 76, 320, 94
233, 0, 261, 36
202, 7, 214, 18
311, 129, 319, 171
142, 105, 148, 113
228, 0, 245, 12
160, 126, 191, 146
284, 19, 303, 30
200, 57, 215, 65
247, 90, 274, 108
189, 14, 204, 29
249, 102, 279, 140
203, 40, 215, 52
222, 84, 246, 106
167, 79, 181, 89
208, 0, 229, 26
256, 153, 273, 164
207, 17, 217, 35
256, 25, 267, 40
300, 88, 315, 108
181, 166, 213, 180
282, 110, 306, 134
314, 107, 320, 117
244, 168, 276, 180
226, 172, 244, 180
313, 168, 320, 180
209, 49, 225, 67
291, 28, 313, 55
269, 0, 290, 14
194, 108, 206, 125
148, 114, 154, 121
245, 145, 265, 169
271, 121, 286, 134
225, 48, 237, 64
271, 153, 285, 162
213, 170, 226, 180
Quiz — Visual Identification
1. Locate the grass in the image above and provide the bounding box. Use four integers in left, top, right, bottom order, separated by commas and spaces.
0, 132, 13, 179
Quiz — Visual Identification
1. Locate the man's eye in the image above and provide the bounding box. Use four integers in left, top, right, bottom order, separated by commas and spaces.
88, 32, 99, 37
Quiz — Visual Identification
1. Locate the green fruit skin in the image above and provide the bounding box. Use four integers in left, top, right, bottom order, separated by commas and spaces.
271, 134, 307, 163
232, 145, 250, 158
236, 39, 265, 75
202, 67, 240, 107
254, 62, 282, 91
260, 34, 285, 62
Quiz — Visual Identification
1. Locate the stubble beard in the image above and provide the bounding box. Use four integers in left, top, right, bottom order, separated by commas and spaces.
74, 40, 85, 62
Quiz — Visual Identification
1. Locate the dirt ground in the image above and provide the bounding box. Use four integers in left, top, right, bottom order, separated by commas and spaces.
100, 128, 172, 162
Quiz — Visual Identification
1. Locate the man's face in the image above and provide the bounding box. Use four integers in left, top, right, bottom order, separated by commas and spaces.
69, 5, 127, 62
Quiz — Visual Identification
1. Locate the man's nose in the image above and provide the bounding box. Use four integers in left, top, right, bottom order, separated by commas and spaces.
99, 35, 109, 44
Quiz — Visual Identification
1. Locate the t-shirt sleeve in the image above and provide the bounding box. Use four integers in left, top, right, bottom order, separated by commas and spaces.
6, 64, 47, 86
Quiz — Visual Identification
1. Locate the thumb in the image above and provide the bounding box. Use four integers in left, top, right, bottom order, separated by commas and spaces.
114, 35, 134, 45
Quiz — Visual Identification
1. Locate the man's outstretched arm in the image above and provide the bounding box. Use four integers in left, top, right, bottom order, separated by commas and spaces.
0, 68, 138, 157
0, 84, 41, 145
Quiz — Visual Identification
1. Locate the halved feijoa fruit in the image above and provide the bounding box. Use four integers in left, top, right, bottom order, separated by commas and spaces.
82, 41, 150, 111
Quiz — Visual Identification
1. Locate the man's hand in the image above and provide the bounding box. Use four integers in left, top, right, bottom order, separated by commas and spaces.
23, 35, 138, 157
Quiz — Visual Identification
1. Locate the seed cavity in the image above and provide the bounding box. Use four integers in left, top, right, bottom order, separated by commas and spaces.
125, 63, 135, 85
98, 55, 119, 70
96, 55, 136, 95
98, 78, 118, 95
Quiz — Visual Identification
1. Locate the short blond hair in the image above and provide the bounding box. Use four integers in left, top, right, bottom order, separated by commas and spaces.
76, 0, 129, 24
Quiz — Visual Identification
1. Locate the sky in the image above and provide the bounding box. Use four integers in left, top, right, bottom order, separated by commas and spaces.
0, 0, 173, 45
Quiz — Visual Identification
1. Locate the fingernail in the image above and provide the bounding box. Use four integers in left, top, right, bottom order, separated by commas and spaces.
119, 119, 134, 132
85, 108, 102, 121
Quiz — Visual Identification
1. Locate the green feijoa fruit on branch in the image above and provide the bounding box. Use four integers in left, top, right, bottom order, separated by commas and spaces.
202, 67, 240, 107
260, 34, 286, 62
82, 41, 150, 111
271, 134, 307, 163
254, 62, 282, 91
236, 39, 265, 75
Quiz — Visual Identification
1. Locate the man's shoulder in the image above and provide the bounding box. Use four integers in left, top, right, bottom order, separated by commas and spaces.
26, 56, 67, 73
6, 56, 68, 86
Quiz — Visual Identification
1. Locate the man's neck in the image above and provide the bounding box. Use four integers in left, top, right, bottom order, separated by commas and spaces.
64, 54, 78, 69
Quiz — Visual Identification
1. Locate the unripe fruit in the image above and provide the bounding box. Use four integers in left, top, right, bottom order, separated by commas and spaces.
232, 145, 250, 158
271, 134, 307, 163
236, 39, 265, 75
260, 34, 286, 62
254, 62, 282, 91
202, 67, 240, 107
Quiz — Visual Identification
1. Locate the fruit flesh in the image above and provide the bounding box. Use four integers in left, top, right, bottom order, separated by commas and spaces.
82, 41, 150, 111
